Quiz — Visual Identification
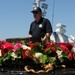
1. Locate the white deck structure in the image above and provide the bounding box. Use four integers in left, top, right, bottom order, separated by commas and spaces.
50, 23, 75, 44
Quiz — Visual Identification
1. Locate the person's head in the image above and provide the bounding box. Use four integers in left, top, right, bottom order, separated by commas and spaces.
31, 7, 42, 21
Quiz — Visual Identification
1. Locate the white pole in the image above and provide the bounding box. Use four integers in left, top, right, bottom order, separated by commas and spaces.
52, 0, 55, 26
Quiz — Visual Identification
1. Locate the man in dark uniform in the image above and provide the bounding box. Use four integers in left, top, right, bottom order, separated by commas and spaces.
28, 7, 53, 42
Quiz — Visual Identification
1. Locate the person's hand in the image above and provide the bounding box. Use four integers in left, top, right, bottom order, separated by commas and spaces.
28, 35, 32, 38
41, 38, 45, 41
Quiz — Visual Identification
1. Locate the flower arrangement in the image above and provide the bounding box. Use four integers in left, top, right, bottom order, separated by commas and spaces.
0, 40, 75, 73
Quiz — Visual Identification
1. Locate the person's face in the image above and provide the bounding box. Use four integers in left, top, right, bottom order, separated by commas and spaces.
33, 11, 41, 21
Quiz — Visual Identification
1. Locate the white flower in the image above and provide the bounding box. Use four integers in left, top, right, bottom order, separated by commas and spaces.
11, 52, 17, 58
56, 50, 63, 62
58, 57, 64, 62
71, 47, 75, 53
0, 50, 2, 56
56, 50, 62, 56
22, 45, 31, 50
35, 52, 43, 58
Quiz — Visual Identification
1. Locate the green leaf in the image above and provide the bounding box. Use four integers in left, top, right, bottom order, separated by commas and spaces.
3, 55, 10, 61
17, 55, 21, 59
62, 53, 68, 58
48, 57, 56, 64
3, 50, 12, 61
39, 54, 48, 64
20, 40, 27, 45
0, 57, 3, 66
44, 48, 52, 54
39, 54, 56, 64
16, 49, 22, 56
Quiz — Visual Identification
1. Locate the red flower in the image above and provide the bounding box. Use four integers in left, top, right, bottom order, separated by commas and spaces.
1, 42, 14, 56
44, 42, 57, 54
58, 42, 74, 50
2, 49, 10, 56
28, 41, 38, 49
28, 41, 33, 45
0, 41, 5, 48
46, 42, 52, 48
22, 49, 28, 59
45, 46, 56, 53
59, 45, 69, 53
51, 47, 56, 53
2, 42, 14, 50
73, 53, 75, 59
68, 52, 73, 60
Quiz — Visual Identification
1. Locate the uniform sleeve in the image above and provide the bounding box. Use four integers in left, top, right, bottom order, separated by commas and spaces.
29, 23, 32, 35
45, 19, 53, 33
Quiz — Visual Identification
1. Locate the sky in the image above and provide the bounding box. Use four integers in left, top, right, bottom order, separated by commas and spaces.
0, 0, 75, 39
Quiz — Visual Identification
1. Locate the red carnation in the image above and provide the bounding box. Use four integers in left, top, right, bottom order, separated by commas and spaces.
68, 52, 73, 60
2, 49, 10, 56
0, 41, 5, 48
1, 42, 14, 56
59, 45, 69, 53
22, 49, 28, 59
51, 47, 56, 53
46, 42, 52, 48
58, 42, 74, 50
28, 41, 38, 49
2, 42, 14, 50
73, 53, 75, 59
45, 46, 56, 53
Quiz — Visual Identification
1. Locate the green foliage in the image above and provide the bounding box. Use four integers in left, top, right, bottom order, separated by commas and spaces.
39, 54, 48, 64
3, 50, 12, 62
20, 40, 27, 45
39, 54, 56, 64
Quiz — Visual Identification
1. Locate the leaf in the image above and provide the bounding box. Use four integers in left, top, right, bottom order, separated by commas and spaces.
20, 40, 27, 45
0, 57, 3, 66
16, 55, 21, 59
62, 53, 68, 58
39, 54, 48, 64
39, 54, 56, 64
3, 50, 12, 61
16, 48, 22, 56
11, 57, 16, 61
3, 55, 10, 61
48, 57, 56, 64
